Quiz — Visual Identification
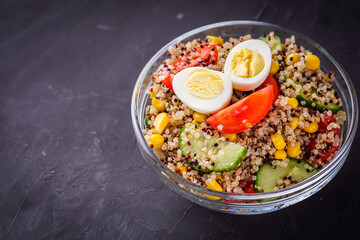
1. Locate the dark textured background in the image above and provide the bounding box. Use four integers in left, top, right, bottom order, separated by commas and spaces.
1, 0, 359, 239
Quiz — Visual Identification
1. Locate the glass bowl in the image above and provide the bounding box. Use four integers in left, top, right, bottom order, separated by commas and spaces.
131, 21, 358, 214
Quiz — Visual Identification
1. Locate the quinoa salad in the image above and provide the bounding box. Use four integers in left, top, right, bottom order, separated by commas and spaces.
142, 32, 346, 196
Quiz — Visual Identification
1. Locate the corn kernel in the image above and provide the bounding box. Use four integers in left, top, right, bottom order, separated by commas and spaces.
149, 86, 157, 99
303, 121, 318, 133
153, 112, 169, 134
191, 120, 200, 127
152, 98, 167, 111
193, 112, 206, 123
221, 133, 237, 142
305, 54, 320, 70
285, 53, 300, 64
289, 117, 299, 129
205, 180, 223, 200
271, 133, 286, 150
287, 142, 301, 157
206, 36, 223, 45
176, 166, 187, 174
274, 150, 287, 159
288, 97, 299, 109
270, 60, 280, 75
150, 134, 164, 148
281, 43, 286, 49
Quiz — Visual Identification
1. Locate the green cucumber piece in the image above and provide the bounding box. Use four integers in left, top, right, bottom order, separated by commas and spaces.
291, 82, 341, 114
255, 158, 318, 193
145, 115, 150, 127
179, 124, 247, 173
259, 34, 282, 54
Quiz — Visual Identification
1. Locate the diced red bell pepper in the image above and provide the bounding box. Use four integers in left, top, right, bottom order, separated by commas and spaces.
208, 85, 273, 134
161, 74, 173, 90
256, 74, 280, 106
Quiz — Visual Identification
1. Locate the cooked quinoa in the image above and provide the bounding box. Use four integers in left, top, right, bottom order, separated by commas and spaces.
143, 32, 346, 194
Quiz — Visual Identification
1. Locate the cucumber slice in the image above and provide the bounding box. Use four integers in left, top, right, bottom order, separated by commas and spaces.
291, 82, 341, 114
255, 158, 318, 193
259, 34, 282, 54
179, 123, 247, 173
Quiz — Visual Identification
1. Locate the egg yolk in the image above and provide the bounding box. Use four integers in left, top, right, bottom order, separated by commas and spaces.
229, 48, 265, 78
185, 70, 224, 99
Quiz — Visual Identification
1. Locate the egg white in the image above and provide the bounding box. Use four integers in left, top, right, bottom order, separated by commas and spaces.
172, 67, 233, 114
224, 39, 272, 91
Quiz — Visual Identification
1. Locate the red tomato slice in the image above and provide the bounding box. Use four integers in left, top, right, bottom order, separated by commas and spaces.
172, 44, 218, 71
256, 74, 280, 106
161, 75, 173, 90
208, 85, 273, 134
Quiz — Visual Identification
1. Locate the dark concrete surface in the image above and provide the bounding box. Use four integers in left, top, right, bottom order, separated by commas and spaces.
0, 0, 359, 239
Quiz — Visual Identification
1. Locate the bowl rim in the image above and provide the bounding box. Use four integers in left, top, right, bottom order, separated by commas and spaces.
131, 20, 358, 201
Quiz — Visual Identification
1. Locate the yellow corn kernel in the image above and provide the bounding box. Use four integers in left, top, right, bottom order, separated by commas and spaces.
271, 133, 286, 150
270, 60, 280, 75
149, 86, 157, 99
153, 112, 169, 134
176, 166, 187, 174
287, 142, 301, 158
303, 121, 318, 133
287, 97, 299, 109
205, 180, 223, 200
274, 150, 287, 159
152, 98, 166, 111
222, 133, 237, 142
289, 117, 299, 129
206, 36, 223, 45
150, 134, 164, 148
325, 74, 331, 82
281, 43, 286, 49
193, 112, 206, 123
305, 54, 320, 70
191, 120, 200, 127
285, 53, 300, 64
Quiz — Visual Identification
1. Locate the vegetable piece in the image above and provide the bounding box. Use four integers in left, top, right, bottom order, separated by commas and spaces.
161, 75, 173, 90
255, 158, 318, 193
287, 142, 301, 158
179, 124, 247, 173
305, 54, 320, 70
205, 180, 223, 200
208, 85, 273, 134
145, 115, 151, 128
302, 121, 318, 133
256, 74, 279, 106
193, 112, 206, 123
291, 81, 341, 114
172, 44, 218, 71
258, 34, 282, 54
289, 117, 299, 129
270, 60, 279, 75
271, 133, 286, 150
285, 53, 300, 64
153, 112, 169, 134
287, 97, 299, 109
149, 86, 157, 99
150, 134, 164, 148
274, 150, 287, 159
206, 36, 224, 45
152, 98, 167, 111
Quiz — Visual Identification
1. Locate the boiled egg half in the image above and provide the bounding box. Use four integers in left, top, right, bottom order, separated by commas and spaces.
224, 39, 272, 91
172, 67, 233, 114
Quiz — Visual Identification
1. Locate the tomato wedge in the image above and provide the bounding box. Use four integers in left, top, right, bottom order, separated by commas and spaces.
172, 44, 218, 71
208, 85, 273, 134
256, 74, 280, 106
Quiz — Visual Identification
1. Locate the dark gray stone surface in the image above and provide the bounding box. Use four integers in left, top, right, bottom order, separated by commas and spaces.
0, 0, 359, 239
